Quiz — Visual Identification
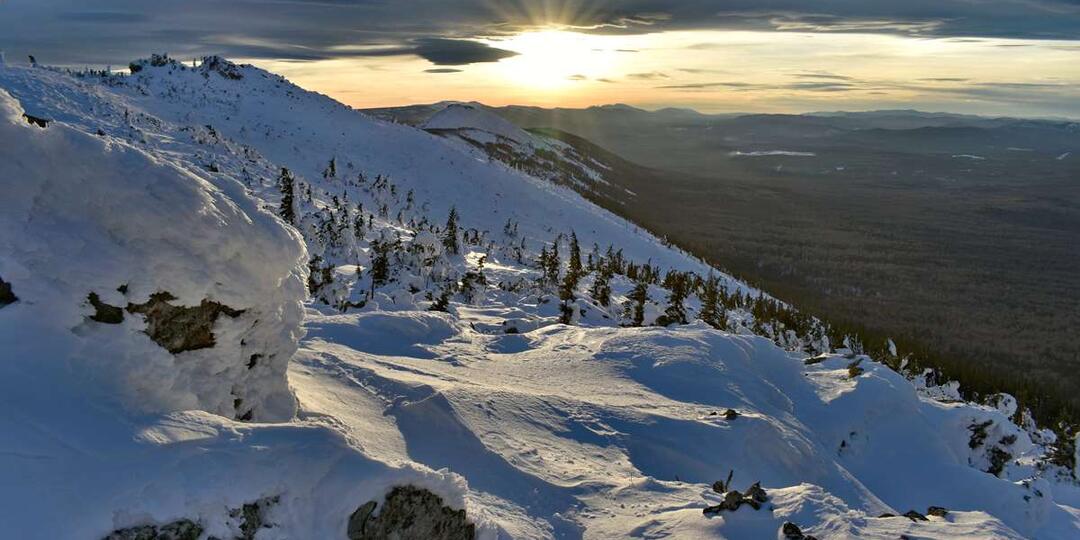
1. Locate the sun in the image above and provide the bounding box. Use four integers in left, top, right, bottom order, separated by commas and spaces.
486, 30, 623, 89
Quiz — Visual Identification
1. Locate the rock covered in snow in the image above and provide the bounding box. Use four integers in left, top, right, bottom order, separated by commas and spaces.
0, 88, 305, 421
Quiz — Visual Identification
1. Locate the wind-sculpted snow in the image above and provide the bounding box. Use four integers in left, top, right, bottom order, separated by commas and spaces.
1, 58, 1078, 539
0, 85, 476, 538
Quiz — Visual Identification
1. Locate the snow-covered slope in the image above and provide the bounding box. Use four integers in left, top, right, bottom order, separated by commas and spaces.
1, 57, 1078, 539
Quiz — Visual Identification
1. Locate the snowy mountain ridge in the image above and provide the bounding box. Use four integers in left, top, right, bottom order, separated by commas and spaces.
1, 56, 1078, 539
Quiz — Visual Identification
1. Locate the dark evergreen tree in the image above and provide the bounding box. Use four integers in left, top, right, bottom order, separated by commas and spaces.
545, 240, 561, 286
657, 274, 689, 326
428, 288, 451, 312
568, 231, 583, 279
368, 239, 391, 296
589, 261, 613, 307
625, 277, 649, 327
699, 274, 727, 330
277, 167, 296, 226
322, 157, 337, 181
443, 207, 460, 255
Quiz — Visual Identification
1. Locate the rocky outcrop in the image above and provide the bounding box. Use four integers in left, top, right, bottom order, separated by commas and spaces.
347, 486, 475, 540
126, 292, 244, 354
782, 521, 818, 540
85, 290, 245, 354
88, 292, 124, 324
102, 519, 202, 540
703, 481, 769, 515
903, 510, 929, 521
0, 276, 16, 307
927, 506, 949, 517
230, 495, 279, 540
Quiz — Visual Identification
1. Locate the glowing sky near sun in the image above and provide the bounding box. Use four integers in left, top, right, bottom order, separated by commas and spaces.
2, 0, 1079, 118
253, 29, 1080, 118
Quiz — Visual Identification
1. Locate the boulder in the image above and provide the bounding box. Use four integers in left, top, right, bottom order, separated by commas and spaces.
126, 292, 244, 354
903, 510, 928, 522
347, 485, 475, 540
102, 519, 202, 540
0, 276, 17, 307
927, 506, 948, 517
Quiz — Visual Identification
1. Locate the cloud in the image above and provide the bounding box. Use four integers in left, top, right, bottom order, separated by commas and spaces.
411, 38, 517, 65
791, 71, 855, 81
2, 0, 1078, 68
627, 71, 669, 80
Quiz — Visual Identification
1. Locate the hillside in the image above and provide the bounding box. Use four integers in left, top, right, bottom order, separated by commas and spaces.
1, 56, 1079, 539
374, 101, 1080, 424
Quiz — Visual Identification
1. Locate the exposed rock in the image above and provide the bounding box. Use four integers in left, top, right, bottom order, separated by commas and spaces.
723, 409, 739, 420
781, 521, 818, 540
711, 470, 734, 493
126, 292, 244, 354
803, 353, 828, 365
22, 113, 50, 128
102, 519, 202, 540
88, 292, 124, 324
847, 358, 864, 378
0, 275, 17, 307
782, 522, 804, 538
903, 510, 928, 521
347, 485, 475, 540
704, 481, 769, 515
745, 481, 768, 503
877, 513, 896, 518
200, 56, 244, 80
927, 506, 948, 517
230, 495, 279, 540
703, 490, 745, 516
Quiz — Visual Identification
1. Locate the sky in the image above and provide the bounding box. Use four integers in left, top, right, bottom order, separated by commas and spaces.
2, 0, 1079, 118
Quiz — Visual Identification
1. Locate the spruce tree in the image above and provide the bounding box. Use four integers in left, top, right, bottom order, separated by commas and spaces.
369, 239, 390, 295
658, 274, 689, 326
568, 231, 583, 279
699, 274, 726, 330
443, 207, 460, 255
625, 277, 648, 327
545, 240, 561, 286
558, 263, 580, 324
277, 167, 296, 226
589, 261, 613, 307
322, 157, 337, 181
537, 246, 551, 286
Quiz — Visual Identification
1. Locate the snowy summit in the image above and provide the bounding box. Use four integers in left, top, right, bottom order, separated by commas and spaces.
0, 55, 1078, 540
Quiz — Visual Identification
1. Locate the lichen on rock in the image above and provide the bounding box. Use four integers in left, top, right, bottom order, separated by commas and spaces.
347, 485, 475, 540
102, 519, 202, 540
126, 292, 244, 354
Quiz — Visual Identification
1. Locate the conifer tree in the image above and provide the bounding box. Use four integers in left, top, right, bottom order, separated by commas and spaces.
322, 157, 337, 181
568, 231, 583, 279
699, 274, 727, 330
429, 288, 451, 312
277, 167, 296, 226
589, 261, 613, 307
557, 261, 581, 324
443, 207, 460, 255
537, 246, 550, 286
658, 274, 689, 326
625, 277, 648, 327
545, 241, 561, 286
369, 239, 390, 296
